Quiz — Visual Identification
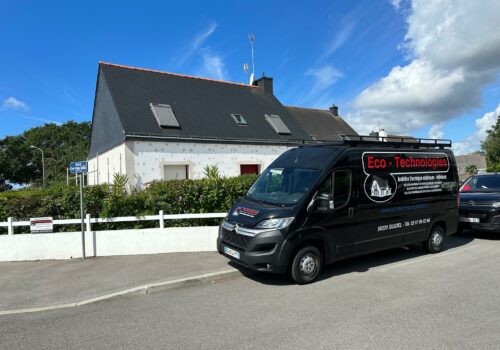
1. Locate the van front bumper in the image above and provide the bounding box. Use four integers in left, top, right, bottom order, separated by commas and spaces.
216, 223, 291, 274
458, 207, 500, 233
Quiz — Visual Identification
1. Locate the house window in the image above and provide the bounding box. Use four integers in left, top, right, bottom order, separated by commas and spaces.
240, 164, 260, 175
265, 114, 291, 135
231, 113, 247, 126
164, 164, 189, 180
150, 103, 180, 128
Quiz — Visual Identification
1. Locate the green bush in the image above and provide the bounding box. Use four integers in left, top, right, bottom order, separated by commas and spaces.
0, 196, 7, 221
143, 175, 257, 226
486, 164, 500, 172
0, 174, 258, 233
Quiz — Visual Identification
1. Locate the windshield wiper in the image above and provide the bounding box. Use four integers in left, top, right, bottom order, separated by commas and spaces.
246, 196, 284, 207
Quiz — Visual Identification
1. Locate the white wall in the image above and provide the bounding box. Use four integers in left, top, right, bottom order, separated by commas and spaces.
130, 140, 290, 187
88, 144, 127, 185
0, 227, 219, 262
88, 140, 291, 188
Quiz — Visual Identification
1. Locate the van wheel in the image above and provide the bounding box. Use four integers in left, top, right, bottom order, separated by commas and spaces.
289, 246, 322, 284
423, 226, 445, 253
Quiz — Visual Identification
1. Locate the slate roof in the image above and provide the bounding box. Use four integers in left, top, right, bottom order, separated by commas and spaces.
89, 62, 357, 158
286, 106, 357, 141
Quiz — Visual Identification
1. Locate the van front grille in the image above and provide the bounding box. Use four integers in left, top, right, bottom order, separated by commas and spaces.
222, 229, 251, 249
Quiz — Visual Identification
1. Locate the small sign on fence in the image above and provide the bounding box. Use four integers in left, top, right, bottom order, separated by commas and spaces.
30, 217, 53, 233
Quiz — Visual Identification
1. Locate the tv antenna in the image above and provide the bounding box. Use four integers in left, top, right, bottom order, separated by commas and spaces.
243, 63, 250, 83
248, 33, 255, 84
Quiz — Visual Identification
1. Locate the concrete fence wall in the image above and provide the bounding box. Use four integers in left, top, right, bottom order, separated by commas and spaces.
0, 226, 219, 262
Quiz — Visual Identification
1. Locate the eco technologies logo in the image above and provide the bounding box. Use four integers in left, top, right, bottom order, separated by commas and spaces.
362, 152, 449, 203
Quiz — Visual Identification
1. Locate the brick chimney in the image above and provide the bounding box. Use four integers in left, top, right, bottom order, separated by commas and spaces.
253, 75, 273, 95
329, 104, 339, 116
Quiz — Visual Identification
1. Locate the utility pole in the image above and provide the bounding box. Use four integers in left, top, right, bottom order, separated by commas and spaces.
30, 145, 45, 188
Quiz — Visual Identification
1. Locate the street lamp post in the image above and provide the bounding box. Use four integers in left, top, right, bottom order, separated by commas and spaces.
30, 145, 45, 188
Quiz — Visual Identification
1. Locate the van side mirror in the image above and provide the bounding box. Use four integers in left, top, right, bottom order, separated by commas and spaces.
315, 194, 334, 212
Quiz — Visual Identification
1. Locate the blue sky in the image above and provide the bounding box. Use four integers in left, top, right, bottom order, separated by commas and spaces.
1, 0, 499, 154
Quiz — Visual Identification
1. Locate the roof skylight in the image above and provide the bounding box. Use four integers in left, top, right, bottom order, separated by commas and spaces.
231, 113, 247, 126
150, 103, 180, 128
265, 114, 291, 135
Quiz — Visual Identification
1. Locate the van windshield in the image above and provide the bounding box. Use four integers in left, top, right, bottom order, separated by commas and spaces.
247, 167, 322, 205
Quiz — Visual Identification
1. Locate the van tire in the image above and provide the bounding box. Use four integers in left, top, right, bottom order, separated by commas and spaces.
289, 246, 322, 284
423, 225, 445, 253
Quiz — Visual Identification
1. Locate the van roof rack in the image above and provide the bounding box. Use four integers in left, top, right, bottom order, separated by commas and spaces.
339, 135, 452, 149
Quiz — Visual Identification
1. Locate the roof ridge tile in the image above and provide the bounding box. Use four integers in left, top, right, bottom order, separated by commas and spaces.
286, 105, 329, 112
99, 61, 257, 89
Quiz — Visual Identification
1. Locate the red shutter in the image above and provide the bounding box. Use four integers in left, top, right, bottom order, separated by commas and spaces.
240, 164, 259, 175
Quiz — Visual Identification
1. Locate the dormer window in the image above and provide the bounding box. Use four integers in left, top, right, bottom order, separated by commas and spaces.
231, 113, 247, 126
265, 114, 291, 135
150, 103, 180, 128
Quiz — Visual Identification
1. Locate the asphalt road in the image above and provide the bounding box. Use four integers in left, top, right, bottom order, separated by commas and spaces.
1, 232, 499, 350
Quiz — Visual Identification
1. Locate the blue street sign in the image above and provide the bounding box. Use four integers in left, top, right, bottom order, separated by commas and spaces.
70, 161, 88, 174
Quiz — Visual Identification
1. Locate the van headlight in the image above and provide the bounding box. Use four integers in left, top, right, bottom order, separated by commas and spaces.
492, 202, 500, 208
256, 217, 294, 229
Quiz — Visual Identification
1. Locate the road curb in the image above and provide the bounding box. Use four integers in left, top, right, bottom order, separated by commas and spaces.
0, 268, 246, 316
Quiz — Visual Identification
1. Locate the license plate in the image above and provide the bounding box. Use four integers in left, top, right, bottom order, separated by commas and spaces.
223, 246, 240, 259
459, 217, 480, 223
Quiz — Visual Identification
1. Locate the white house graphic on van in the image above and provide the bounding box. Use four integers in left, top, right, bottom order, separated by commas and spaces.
371, 176, 392, 197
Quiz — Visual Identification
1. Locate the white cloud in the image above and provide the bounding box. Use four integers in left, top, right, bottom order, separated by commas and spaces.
63, 87, 80, 105
198, 49, 228, 81
173, 21, 217, 67
169, 21, 230, 82
389, 0, 402, 9
319, 21, 356, 61
475, 105, 500, 140
297, 65, 343, 108
351, 0, 500, 135
453, 103, 500, 155
192, 22, 217, 50
405, 0, 500, 72
428, 123, 444, 139
2, 96, 29, 111
355, 60, 467, 113
19, 114, 62, 125
306, 66, 343, 95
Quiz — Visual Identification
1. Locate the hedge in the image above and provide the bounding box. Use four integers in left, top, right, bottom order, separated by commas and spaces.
0, 174, 258, 234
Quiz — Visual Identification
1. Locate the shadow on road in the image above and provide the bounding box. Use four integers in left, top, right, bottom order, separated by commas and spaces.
231, 234, 475, 286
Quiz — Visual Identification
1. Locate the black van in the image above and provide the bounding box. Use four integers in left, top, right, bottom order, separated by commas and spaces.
217, 136, 459, 284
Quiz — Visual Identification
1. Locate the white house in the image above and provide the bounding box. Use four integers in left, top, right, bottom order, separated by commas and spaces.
87, 62, 357, 188
371, 177, 392, 197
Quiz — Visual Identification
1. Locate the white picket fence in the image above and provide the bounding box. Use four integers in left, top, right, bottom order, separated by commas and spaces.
0, 211, 227, 235
0, 211, 228, 261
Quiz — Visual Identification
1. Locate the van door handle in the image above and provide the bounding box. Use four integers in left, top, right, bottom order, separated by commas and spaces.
348, 207, 354, 218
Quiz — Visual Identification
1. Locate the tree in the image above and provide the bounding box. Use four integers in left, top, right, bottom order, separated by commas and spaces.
481, 115, 500, 171
465, 164, 478, 176
0, 121, 91, 189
